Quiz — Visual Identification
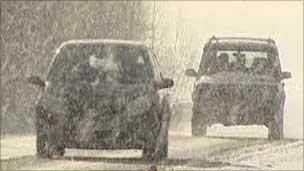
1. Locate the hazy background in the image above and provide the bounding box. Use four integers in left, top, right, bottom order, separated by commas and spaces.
1, 1, 302, 139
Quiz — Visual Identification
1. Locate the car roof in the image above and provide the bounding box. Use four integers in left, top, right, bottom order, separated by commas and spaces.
58, 39, 146, 49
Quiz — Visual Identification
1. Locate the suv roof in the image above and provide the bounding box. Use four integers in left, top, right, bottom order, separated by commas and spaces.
209, 36, 275, 44
204, 36, 278, 52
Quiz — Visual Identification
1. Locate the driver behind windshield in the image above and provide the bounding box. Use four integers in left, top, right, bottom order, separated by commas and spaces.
230, 52, 246, 72
217, 52, 229, 71
250, 57, 268, 74
99, 46, 123, 84
74, 46, 123, 87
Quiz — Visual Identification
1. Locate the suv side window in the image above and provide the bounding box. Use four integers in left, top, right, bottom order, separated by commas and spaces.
197, 49, 216, 76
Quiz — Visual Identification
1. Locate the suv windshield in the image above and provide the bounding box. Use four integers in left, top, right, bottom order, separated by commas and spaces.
47, 43, 154, 86
217, 50, 269, 72
201, 49, 278, 76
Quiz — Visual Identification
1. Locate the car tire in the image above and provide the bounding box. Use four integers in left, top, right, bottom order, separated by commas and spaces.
142, 97, 170, 161
36, 125, 50, 158
36, 107, 65, 158
142, 135, 168, 161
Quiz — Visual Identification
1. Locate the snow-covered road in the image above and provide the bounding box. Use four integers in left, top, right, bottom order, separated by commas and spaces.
1, 134, 303, 170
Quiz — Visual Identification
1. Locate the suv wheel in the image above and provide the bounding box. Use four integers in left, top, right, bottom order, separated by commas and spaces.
191, 108, 207, 136
192, 124, 207, 136
268, 105, 284, 140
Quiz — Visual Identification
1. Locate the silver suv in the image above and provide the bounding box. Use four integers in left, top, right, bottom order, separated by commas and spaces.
185, 36, 291, 139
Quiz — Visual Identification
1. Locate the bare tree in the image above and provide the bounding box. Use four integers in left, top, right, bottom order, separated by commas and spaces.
148, 6, 199, 107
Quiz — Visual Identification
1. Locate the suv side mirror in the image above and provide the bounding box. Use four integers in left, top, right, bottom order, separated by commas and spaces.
280, 71, 292, 80
27, 75, 45, 88
185, 69, 197, 77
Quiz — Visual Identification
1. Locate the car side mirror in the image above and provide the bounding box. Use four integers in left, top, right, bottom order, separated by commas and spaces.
185, 69, 197, 77
27, 75, 45, 88
153, 77, 174, 90
280, 71, 292, 80
161, 77, 174, 89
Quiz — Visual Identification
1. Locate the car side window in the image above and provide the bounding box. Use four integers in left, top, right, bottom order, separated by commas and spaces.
47, 49, 71, 86
198, 49, 216, 75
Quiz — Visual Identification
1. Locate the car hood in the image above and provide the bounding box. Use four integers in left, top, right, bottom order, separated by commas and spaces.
89, 82, 156, 121
74, 82, 159, 143
92, 82, 155, 99
195, 72, 278, 86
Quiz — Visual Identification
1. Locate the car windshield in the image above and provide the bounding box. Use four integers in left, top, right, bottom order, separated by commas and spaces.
47, 43, 154, 85
205, 50, 277, 75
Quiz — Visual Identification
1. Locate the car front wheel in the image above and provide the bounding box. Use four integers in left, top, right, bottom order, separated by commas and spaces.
36, 107, 65, 158
142, 97, 170, 161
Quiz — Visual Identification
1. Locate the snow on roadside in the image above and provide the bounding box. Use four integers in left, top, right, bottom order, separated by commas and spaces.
0, 135, 36, 160
217, 139, 303, 170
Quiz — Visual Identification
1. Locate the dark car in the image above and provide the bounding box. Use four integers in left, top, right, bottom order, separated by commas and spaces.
27, 39, 174, 160
185, 36, 291, 139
